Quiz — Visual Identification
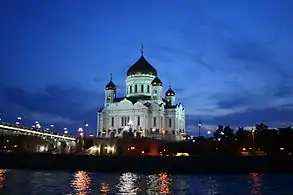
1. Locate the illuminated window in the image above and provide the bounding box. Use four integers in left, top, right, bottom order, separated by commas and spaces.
169, 118, 171, 128
154, 117, 157, 127
135, 85, 137, 93
137, 116, 140, 126
141, 85, 144, 92
147, 85, 150, 93
111, 117, 114, 127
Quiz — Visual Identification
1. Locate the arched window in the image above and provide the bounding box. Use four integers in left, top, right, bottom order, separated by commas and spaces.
141, 85, 144, 93
135, 84, 138, 93
147, 85, 150, 93
130, 86, 132, 93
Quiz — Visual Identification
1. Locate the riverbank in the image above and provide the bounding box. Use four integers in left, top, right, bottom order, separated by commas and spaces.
1, 152, 293, 173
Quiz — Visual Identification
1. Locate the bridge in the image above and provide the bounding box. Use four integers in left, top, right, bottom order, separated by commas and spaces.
0, 122, 78, 153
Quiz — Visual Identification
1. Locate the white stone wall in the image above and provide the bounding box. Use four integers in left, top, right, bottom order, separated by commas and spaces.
98, 99, 185, 138
126, 74, 155, 97
166, 95, 176, 105
151, 86, 163, 103
97, 112, 104, 136
98, 73, 186, 140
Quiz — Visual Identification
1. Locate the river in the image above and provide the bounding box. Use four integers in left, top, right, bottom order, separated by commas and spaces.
0, 169, 293, 194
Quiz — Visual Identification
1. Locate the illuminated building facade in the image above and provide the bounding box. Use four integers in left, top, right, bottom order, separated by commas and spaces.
97, 47, 185, 140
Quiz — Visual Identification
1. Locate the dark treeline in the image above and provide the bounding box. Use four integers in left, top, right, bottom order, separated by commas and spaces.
159, 123, 293, 156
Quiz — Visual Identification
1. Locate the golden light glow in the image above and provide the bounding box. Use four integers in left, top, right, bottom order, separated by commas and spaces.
175, 153, 189, 156
0, 169, 8, 189
158, 173, 171, 194
100, 183, 110, 193
71, 170, 91, 195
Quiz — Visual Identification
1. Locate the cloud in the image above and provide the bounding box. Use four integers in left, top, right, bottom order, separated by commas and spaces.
186, 105, 293, 132
26, 111, 77, 125
155, 44, 214, 71
0, 84, 104, 133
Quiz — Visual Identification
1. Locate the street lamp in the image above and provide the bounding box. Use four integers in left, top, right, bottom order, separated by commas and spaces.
16, 116, 22, 125
35, 121, 41, 129
252, 128, 256, 153
84, 121, 89, 137
198, 121, 202, 137
78, 127, 84, 137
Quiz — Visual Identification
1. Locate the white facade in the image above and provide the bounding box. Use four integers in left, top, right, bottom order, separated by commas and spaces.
97, 52, 185, 140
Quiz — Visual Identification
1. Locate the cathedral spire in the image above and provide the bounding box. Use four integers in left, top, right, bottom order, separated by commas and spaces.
140, 44, 144, 56
110, 73, 113, 81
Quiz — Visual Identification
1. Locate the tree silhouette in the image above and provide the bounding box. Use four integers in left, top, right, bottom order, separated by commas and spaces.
235, 127, 253, 147
223, 126, 234, 138
213, 125, 224, 139
213, 125, 234, 139
255, 123, 268, 131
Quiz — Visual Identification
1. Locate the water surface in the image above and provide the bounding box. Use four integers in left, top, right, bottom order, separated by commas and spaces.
0, 169, 293, 194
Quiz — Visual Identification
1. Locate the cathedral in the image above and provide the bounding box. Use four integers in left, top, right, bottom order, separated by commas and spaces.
97, 47, 186, 140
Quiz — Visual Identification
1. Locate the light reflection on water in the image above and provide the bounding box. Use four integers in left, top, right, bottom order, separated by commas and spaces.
0, 169, 8, 189
249, 173, 262, 195
116, 172, 140, 194
0, 169, 293, 194
147, 173, 172, 194
71, 170, 92, 195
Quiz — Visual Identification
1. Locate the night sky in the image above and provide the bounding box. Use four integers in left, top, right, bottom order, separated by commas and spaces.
1, 0, 293, 135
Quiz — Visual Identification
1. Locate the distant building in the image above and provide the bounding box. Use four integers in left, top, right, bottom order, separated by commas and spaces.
97, 47, 185, 140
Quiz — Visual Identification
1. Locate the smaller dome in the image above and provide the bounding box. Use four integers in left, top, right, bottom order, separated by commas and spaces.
105, 81, 116, 90
151, 77, 162, 86
165, 88, 175, 96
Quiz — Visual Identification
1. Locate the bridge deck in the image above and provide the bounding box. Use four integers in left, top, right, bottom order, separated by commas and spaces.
0, 124, 76, 141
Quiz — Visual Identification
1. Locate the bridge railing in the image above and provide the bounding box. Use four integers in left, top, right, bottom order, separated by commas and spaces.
0, 122, 76, 140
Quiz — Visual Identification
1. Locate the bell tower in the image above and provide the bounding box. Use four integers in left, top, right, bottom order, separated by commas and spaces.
105, 73, 116, 107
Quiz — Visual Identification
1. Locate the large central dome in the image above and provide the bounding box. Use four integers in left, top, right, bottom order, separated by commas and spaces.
127, 55, 157, 76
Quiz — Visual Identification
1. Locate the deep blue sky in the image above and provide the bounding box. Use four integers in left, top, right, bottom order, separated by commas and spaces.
1, 0, 293, 135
